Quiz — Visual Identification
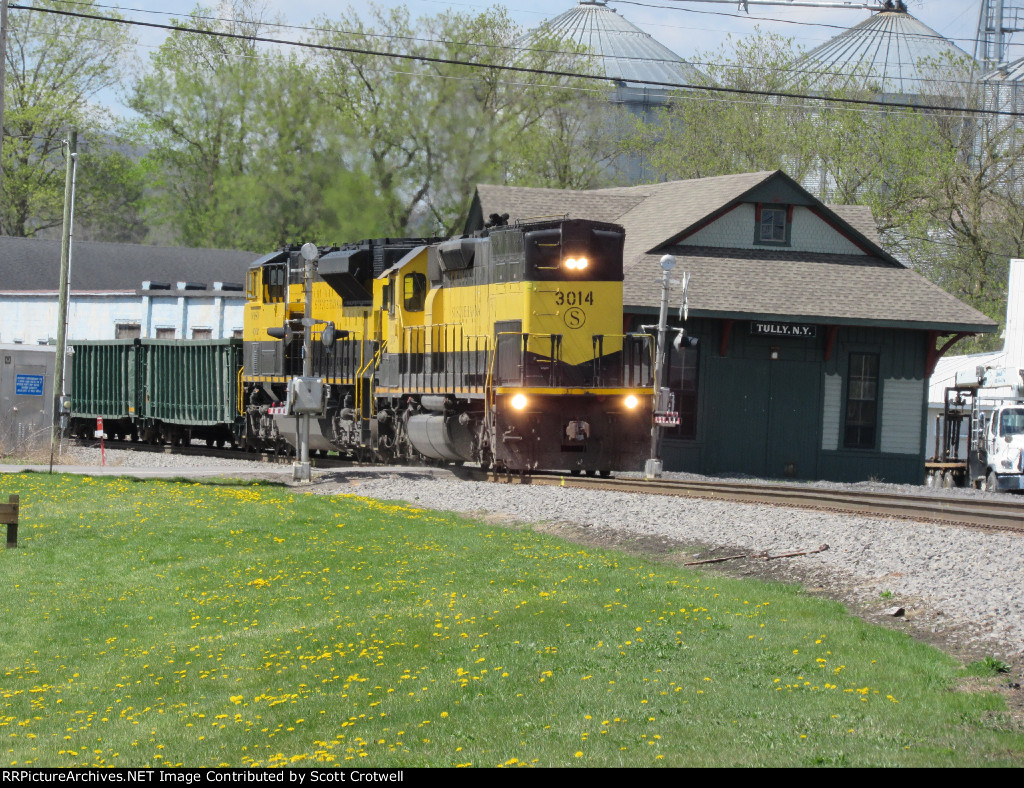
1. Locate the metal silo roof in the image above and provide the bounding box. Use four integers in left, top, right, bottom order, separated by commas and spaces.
797, 3, 973, 99
530, 1, 705, 88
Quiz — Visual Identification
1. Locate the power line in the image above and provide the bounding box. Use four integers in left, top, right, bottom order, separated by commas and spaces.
12, 2, 1024, 120
36, 1, 995, 92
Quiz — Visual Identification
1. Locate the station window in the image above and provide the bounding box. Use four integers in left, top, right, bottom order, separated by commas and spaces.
191, 328, 213, 340
666, 343, 700, 440
155, 327, 176, 339
115, 323, 141, 339
844, 352, 878, 449
755, 204, 791, 245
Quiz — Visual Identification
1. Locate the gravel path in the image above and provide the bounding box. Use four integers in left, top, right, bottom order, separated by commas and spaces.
29, 445, 1024, 667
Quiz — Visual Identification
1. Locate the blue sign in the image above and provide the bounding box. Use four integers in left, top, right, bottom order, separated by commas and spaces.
15, 374, 44, 396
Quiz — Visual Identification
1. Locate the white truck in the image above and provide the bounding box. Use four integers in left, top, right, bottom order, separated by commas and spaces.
926, 366, 1024, 491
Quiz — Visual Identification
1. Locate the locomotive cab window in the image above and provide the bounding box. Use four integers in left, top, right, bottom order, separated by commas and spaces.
403, 272, 426, 312
262, 263, 287, 303
246, 269, 260, 301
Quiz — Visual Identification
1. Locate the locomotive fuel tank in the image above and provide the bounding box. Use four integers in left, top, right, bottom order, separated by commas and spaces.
405, 413, 475, 462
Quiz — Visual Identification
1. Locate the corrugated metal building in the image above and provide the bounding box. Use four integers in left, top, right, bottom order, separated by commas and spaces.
0, 236, 256, 344
470, 169, 995, 483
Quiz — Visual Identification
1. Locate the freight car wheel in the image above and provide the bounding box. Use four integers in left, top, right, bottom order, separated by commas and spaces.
600, 470, 612, 478
985, 470, 998, 492
570, 469, 581, 476
942, 471, 956, 489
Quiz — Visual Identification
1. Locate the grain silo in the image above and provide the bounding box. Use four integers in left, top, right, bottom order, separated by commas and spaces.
525, 1, 705, 181
795, 0, 972, 102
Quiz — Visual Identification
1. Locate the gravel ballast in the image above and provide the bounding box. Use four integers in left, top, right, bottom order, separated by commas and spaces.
36, 446, 1024, 665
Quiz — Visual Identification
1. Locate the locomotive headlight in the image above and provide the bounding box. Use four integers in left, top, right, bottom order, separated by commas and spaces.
564, 257, 588, 271
511, 393, 528, 410
624, 394, 639, 409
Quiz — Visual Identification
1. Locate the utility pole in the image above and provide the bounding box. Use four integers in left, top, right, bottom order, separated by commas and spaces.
1, 0, 9, 221
49, 129, 77, 473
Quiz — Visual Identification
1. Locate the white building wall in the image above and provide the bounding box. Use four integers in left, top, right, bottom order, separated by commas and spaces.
925, 258, 1024, 457
682, 204, 867, 256
0, 291, 245, 344
1005, 258, 1024, 368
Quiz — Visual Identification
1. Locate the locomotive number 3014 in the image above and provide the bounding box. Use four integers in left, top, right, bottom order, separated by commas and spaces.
554, 290, 594, 306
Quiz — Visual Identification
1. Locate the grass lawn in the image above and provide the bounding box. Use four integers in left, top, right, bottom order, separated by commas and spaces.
0, 472, 1021, 767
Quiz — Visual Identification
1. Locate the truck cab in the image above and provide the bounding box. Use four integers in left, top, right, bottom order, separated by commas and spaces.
972, 402, 1024, 491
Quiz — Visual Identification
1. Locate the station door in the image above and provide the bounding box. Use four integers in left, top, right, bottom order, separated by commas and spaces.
704, 357, 821, 479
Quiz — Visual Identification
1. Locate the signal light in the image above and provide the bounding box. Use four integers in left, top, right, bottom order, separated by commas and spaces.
511, 393, 528, 410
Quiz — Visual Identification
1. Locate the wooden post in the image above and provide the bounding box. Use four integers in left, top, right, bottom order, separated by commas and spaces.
2, 494, 19, 549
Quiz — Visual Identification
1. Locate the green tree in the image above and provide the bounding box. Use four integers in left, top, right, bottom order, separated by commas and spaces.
131, 1, 389, 250
623, 31, 819, 183
1, 0, 143, 238
311, 3, 611, 236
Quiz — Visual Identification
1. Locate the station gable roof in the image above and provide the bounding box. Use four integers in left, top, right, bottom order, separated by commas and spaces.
469, 170, 995, 334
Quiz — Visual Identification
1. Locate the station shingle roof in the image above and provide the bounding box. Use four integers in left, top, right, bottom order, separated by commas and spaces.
471, 170, 995, 333
0, 236, 257, 291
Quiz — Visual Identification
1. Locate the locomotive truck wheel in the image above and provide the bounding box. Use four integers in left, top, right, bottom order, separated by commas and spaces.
600, 469, 612, 478
570, 469, 581, 477
942, 470, 956, 489
586, 469, 598, 477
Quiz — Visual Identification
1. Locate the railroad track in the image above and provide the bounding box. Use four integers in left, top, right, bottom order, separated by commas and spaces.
67, 438, 1024, 534
471, 470, 1024, 534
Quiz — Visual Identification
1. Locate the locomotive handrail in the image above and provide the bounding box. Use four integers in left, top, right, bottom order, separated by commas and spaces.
356, 339, 386, 418
237, 366, 244, 416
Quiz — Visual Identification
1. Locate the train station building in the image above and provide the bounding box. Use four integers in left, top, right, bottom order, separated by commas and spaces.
469, 170, 997, 484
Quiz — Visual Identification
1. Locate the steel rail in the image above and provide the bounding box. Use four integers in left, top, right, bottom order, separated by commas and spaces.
477, 472, 1024, 533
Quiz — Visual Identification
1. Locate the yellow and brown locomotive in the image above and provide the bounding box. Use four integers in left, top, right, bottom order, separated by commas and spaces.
242, 217, 655, 475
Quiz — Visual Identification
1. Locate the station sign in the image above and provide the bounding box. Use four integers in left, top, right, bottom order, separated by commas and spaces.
749, 321, 817, 339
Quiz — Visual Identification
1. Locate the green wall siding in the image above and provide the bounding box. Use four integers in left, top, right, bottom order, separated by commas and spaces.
659, 319, 929, 484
